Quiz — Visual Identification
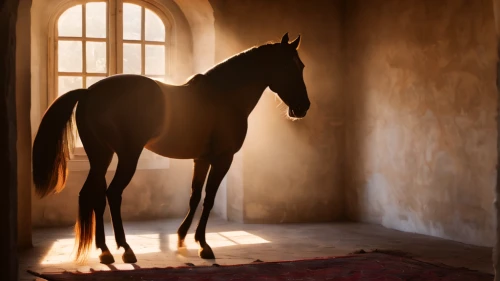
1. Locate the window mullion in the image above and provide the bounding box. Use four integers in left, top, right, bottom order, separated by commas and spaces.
82, 3, 87, 88
53, 30, 59, 102
141, 6, 145, 76
59, 36, 106, 42
116, 0, 124, 74
109, 0, 117, 75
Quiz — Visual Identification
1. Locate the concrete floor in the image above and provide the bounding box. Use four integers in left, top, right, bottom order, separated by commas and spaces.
21, 216, 494, 280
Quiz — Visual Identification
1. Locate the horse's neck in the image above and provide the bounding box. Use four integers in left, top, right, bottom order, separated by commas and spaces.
233, 82, 268, 117
209, 58, 270, 117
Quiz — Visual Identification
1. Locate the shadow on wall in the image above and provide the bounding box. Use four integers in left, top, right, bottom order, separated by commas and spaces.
344, 0, 497, 247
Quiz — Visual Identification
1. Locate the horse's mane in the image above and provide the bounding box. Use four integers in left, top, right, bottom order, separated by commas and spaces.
204, 43, 278, 80
181, 43, 279, 90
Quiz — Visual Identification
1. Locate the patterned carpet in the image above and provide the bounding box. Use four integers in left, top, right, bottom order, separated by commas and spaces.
29, 252, 493, 281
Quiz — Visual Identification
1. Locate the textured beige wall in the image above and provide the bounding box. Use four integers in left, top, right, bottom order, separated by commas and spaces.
210, 0, 345, 223
344, 0, 498, 246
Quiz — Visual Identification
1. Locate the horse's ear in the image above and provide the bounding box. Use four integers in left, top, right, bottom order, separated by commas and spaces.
280, 33, 289, 45
290, 34, 301, 49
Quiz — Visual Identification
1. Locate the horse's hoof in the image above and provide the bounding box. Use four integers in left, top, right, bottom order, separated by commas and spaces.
198, 245, 215, 259
122, 248, 137, 263
178, 238, 186, 249
99, 251, 115, 265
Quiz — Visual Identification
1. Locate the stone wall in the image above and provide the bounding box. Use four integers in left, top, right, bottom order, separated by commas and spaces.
344, 0, 498, 246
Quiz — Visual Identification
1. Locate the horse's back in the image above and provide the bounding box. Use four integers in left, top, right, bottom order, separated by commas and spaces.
145, 78, 218, 159
76, 75, 165, 150
76, 74, 244, 159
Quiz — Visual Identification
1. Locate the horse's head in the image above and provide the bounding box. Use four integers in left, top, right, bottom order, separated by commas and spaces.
268, 33, 310, 119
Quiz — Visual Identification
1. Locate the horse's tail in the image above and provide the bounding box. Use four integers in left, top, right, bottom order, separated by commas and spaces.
32, 89, 86, 198
75, 196, 95, 264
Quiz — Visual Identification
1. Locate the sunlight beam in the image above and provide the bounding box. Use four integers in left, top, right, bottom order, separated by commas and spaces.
41, 231, 270, 265
41, 234, 160, 265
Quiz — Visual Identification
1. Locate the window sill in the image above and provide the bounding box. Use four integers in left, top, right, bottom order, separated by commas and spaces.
67, 156, 170, 172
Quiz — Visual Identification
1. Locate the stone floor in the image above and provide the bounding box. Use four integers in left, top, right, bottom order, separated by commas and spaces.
20, 216, 494, 281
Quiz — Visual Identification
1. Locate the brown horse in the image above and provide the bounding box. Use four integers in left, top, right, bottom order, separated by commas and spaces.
32, 33, 310, 264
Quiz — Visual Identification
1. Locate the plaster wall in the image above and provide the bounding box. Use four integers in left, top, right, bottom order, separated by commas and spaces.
210, 0, 345, 223
31, 0, 215, 227
344, 0, 498, 246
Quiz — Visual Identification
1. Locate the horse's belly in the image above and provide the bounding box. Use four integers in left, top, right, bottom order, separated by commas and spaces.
145, 119, 212, 159
145, 137, 209, 159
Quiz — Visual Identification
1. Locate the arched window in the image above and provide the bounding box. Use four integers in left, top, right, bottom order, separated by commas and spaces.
52, 0, 171, 150
51, 0, 172, 165
55, 0, 171, 97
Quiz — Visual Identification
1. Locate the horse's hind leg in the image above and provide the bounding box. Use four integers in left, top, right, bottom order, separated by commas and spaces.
88, 153, 114, 264
177, 158, 210, 248
194, 155, 233, 259
106, 147, 142, 263
78, 130, 114, 264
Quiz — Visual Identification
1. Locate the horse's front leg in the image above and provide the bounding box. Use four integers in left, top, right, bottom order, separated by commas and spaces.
194, 154, 233, 259
177, 158, 210, 248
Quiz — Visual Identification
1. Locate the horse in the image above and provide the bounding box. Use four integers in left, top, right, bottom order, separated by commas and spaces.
32, 33, 310, 265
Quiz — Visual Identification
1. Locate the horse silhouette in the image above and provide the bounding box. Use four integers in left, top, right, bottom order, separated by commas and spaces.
32, 33, 310, 264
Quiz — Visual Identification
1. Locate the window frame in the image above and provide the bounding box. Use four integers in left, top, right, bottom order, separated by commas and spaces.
48, 0, 173, 169
118, 0, 173, 79
54, 2, 109, 95
49, 0, 173, 102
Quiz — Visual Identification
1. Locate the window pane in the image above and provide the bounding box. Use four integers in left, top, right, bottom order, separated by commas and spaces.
58, 5, 82, 37
86, 2, 106, 38
123, 3, 141, 40
145, 9, 165, 42
145, 45, 164, 75
58, 76, 82, 96
58, 41, 82, 72
86, 42, 107, 73
123, 43, 141, 74
87, 76, 106, 87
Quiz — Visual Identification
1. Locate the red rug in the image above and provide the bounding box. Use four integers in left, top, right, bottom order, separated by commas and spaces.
29, 252, 493, 281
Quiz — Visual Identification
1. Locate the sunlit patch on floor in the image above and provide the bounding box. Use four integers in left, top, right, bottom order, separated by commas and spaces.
168, 231, 270, 251
41, 231, 270, 265
41, 234, 160, 265
219, 231, 270, 245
